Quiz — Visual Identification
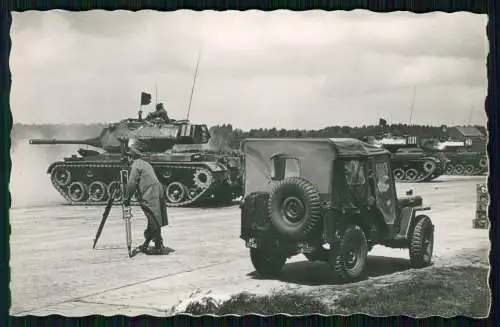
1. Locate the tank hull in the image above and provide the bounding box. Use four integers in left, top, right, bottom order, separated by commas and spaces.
369, 135, 447, 183
46, 153, 243, 207
441, 151, 488, 176
390, 153, 447, 183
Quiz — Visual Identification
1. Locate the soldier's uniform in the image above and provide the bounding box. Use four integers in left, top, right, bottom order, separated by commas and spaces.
123, 140, 169, 255
146, 103, 170, 122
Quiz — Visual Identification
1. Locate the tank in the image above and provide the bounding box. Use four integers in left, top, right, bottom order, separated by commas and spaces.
420, 138, 488, 176
367, 134, 449, 182
29, 116, 244, 207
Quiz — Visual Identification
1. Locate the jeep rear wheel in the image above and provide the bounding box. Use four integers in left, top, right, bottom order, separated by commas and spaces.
409, 215, 434, 268
250, 248, 287, 277
268, 177, 322, 241
330, 225, 368, 283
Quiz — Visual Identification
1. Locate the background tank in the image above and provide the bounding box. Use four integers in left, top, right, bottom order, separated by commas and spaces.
29, 116, 244, 207
420, 137, 488, 176
368, 133, 448, 182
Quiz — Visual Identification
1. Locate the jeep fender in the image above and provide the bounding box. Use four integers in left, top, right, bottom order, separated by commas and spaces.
322, 208, 372, 246
240, 192, 271, 241
396, 206, 433, 240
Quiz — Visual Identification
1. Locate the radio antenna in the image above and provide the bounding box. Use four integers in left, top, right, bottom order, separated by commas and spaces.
467, 105, 474, 125
409, 85, 416, 125
186, 46, 202, 121
155, 80, 158, 106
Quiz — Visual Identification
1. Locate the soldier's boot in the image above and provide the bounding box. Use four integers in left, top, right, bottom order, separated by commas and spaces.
138, 226, 155, 253
149, 236, 169, 255
137, 240, 151, 254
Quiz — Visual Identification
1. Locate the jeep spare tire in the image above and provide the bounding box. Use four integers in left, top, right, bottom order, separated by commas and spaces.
268, 177, 322, 240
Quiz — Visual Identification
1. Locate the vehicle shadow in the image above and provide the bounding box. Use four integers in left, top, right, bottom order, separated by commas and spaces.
92, 246, 125, 250
248, 255, 415, 286
93, 245, 176, 255
188, 199, 241, 209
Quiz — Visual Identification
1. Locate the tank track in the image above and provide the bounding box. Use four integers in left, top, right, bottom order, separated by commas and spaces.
390, 158, 446, 183
48, 161, 240, 207
443, 159, 488, 176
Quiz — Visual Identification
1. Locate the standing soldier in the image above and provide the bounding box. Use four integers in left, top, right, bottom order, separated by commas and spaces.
123, 139, 170, 255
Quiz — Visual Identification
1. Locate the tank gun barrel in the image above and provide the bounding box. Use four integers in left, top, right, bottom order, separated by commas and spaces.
29, 138, 102, 147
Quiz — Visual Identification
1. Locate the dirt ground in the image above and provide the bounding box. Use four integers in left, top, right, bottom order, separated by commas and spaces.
8, 175, 490, 316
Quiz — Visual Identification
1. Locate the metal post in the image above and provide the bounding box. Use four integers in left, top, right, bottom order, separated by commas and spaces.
120, 169, 133, 256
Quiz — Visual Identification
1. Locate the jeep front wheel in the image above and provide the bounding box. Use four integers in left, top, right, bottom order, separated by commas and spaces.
268, 177, 322, 240
330, 225, 368, 283
409, 215, 434, 268
250, 248, 287, 277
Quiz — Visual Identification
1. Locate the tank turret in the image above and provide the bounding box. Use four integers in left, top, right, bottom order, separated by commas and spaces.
372, 134, 419, 152
29, 115, 243, 207
29, 137, 103, 147
29, 117, 212, 152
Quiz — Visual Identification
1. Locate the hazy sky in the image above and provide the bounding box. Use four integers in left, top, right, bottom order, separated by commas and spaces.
10, 10, 488, 130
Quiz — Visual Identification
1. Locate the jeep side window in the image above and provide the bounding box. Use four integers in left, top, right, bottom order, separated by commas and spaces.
375, 162, 391, 193
271, 156, 300, 181
345, 159, 366, 185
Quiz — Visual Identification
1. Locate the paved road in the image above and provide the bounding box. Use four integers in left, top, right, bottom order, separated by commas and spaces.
9, 175, 490, 316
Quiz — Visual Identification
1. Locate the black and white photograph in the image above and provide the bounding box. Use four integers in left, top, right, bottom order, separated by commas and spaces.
9, 9, 490, 317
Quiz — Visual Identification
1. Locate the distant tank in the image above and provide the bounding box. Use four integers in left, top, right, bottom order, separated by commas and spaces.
420, 138, 488, 176
366, 134, 449, 182
29, 115, 244, 207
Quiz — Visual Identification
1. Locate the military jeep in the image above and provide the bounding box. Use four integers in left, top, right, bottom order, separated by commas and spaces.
239, 138, 435, 282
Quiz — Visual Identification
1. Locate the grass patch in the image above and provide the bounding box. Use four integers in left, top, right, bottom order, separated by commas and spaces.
182, 292, 330, 315
180, 266, 490, 317
333, 266, 490, 317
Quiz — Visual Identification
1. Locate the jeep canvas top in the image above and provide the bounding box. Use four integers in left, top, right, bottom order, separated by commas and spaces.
240, 138, 390, 198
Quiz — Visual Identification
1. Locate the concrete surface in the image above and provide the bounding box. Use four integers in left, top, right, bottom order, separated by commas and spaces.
9, 175, 490, 316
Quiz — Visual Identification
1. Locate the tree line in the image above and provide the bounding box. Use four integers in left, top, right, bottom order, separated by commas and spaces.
208, 123, 487, 150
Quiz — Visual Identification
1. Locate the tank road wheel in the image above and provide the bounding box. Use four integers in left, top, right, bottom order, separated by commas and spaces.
393, 168, 405, 181
330, 224, 368, 283
107, 181, 122, 201
250, 248, 287, 277
479, 159, 487, 169
186, 188, 199, 200
423, 160, 436, 173
88, 181, 108, 202
409, 215, 434, 268
193, 168, 213, 189
268, 177, 322, 240
465, 164, 475, 175
404, 168, 419, 182
445, 164, 455, 175
52, 166, 72, 186
453, 164, 465, 175
67, 181, 88, 202
165, 181, 187, 204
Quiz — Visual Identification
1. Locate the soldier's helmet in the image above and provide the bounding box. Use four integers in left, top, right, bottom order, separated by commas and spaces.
156, 103, 164, 110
